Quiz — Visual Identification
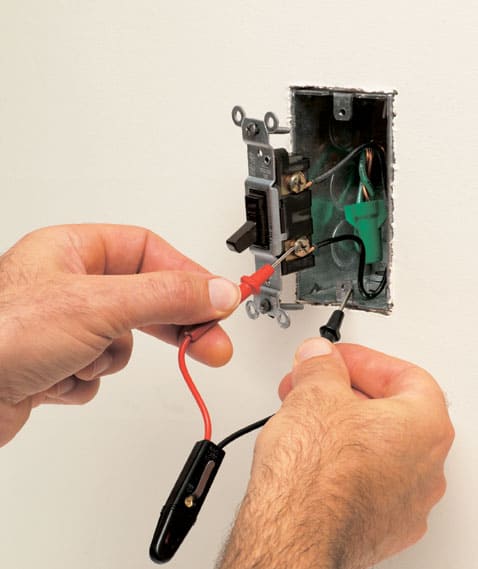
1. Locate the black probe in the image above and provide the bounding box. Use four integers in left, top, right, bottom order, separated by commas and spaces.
319, 287, 353, 343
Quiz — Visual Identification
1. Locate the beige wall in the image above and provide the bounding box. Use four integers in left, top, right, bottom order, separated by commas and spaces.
0, 1, 476, 568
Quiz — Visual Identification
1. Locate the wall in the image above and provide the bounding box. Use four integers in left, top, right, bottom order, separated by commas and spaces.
0, 2, 476, 568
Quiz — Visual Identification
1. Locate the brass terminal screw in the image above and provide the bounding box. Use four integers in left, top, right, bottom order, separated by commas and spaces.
288, 171, 307, 193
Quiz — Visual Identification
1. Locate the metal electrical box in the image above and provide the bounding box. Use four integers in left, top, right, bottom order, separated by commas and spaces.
292, 87, 394, 314
228, 87, 394, 327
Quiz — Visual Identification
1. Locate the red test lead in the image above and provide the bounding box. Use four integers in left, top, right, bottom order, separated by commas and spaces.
179, 244, 298, 440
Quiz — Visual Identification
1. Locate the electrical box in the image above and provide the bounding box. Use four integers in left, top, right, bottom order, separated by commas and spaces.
228, 86, 394, 327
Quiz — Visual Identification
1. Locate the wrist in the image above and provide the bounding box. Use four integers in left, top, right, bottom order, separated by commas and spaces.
219, 464, 361, 569
218, 408, 373, 569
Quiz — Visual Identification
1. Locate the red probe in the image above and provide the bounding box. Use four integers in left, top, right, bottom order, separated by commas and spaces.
178, 245, 297, 439
182, 245, 296, 343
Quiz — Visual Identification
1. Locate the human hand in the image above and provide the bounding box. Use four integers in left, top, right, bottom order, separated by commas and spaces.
0, 224, 240, 447
219, 339, 454, 569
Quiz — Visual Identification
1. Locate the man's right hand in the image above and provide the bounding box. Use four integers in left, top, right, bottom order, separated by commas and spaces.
219, 338, 454, 569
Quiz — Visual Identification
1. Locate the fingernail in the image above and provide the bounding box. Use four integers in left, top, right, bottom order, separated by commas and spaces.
92, 352, 113, 377
57, 377, 77, 396
208, 278, 240, 312
294, 338, 332, 364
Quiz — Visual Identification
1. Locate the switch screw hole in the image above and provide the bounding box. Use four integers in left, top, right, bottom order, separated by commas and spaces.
232, 106, 245, 126
264, 112, 279, 132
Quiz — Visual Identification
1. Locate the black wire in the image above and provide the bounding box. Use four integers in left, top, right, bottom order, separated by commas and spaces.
310, 141, 386, 187
217, 416, 273, 449
316, 235, 387, 300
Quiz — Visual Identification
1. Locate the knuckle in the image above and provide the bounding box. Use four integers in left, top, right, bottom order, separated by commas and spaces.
149, 272, 206, 316
435, 417, 455, 451
292, 358, 349, 398
413, 519, 428, 543
109, 337, 133, 371
150, 272, 186, 303
293, 358, 330, 383
173, 274, 198, 307
283, 380, 343, 421
424, 474, 448, 507
75, 382, 100, 405
296, 358, 321, 376
404, 517, 428, 549
76, 363, 96, 381
0, 381, 25, 405
435, 475, 447, 502
445, 421, 456, 447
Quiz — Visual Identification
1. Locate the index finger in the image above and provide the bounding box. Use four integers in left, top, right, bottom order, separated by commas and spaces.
337, 343, 445, 403
20, 224, 208, 276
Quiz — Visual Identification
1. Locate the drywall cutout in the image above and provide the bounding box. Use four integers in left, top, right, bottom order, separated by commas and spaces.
291, 87, 395, 313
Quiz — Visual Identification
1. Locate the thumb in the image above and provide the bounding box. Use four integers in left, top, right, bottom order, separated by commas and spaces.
73, 271, 241, 335
288, 337, 352, 398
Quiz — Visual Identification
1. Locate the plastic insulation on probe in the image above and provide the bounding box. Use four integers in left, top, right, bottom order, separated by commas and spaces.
239, 264, 275, 301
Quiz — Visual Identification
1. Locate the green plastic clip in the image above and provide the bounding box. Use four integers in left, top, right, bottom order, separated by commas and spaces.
344, 199, 387, 264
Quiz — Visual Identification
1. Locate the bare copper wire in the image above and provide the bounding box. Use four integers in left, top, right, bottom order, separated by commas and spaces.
361, 148, 374, 201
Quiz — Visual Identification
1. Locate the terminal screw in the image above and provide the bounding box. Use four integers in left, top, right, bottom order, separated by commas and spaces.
288, 171, 307, 193
245, 122, 259, 137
